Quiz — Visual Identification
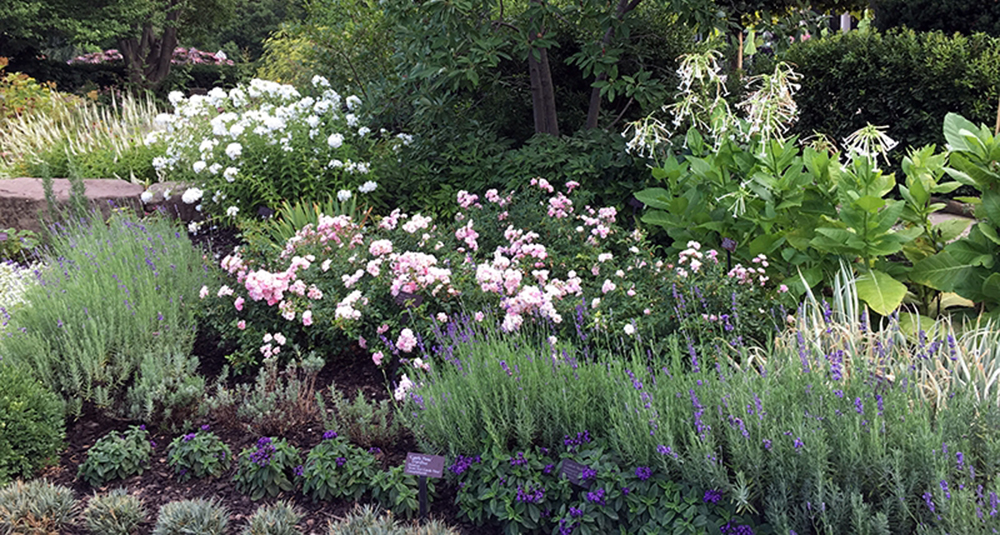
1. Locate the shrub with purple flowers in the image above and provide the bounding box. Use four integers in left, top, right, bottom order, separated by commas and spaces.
299, 432, 377, 501
166, 427, 232, 482
78, 425, 154, 486
233, 437, 301, 500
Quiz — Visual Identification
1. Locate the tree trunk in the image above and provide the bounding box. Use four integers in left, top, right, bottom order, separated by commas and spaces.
529, 47, 560, 136
118, 1, 182, 89
584, 0, 641, 130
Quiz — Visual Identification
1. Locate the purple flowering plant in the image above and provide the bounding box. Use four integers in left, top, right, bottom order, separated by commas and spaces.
233, 437, 301, 500
299, 431, 376, 502
166, 427, 232, 482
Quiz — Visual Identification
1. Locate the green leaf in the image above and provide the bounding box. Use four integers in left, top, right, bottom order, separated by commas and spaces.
982, 189, 1000, 225
943, 113, 987, 154
908, 251, 967, 292
979, 223, 1000, 246
641, 209, 674, 228
634, 188, 672, 210
934, 218, 972, 243
899, 312, 937, 339
855, 269, 907, 316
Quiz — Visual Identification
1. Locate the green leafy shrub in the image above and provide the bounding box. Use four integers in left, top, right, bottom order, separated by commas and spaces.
83, 488, 147, 535
783, 28, 1000, 174
0, 210, 208, 417
872, 0, 1000, 36
123, 351, 206, 432
369, 465, 433, 521
300, 431, 377, 502
166, 426, 232, 481
0, 228, 39, 264
0, 362, 64, 485
241, 500, 302, 535
0, 479, 77, 535
78, 426, 154, 487
0, 59, 73, 125
233, 437, 301, 500
152, 498, 228, 535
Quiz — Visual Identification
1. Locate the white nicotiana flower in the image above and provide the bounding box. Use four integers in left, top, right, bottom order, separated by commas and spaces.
624, 323, 635, 335
312, 75, 331, 88
328, 159, 343, 169
396, 133, 414, 145
140, 191, 153, 204
337, 190, 352, 202
305, 115, 320, 128
143, 131, 160, 146
188, 221, 201, 234
357, 126, 371, 137
359, 181, 378, 193
181, 187, 203, 204
208, 163, 222, 175
225, 142, 242, 160
152, 157, 168, 170
226, 206, 239, 217
193, 161, 207, 174
345, 114, 358, 127
195, 204, 202, 212
345, 95, 362, 110
327, 133, 344, 149
223, 167, 238, 182
229, 123, 245, 137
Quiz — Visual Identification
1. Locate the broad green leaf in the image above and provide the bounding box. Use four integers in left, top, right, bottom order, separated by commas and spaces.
640, 209, 674, 228
634, 188, 672, 210
855, 269, 907, 316
855, 195, 885, 212
934, 218, 972, 243
983, 273, 1000, 301
979, 223, 1000, 246
909, 251, 967, 292
943, 113, 986, 154
938, 292, 975, 310
899, 312, 936, 339
982, 189, 1000, 225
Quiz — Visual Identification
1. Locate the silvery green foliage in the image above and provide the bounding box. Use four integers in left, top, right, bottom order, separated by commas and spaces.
0, 479, 77, 534
241, 501, 302, 535
152, 498, 228, 535
84, 488, 146, 535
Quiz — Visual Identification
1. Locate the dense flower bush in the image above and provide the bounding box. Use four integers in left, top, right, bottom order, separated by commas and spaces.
202, 180, 788, 370
147, 76, 405, 219
69, 46, 236, 66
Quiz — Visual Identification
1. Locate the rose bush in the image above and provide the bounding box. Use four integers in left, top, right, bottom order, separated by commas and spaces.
200, 179, 789, 374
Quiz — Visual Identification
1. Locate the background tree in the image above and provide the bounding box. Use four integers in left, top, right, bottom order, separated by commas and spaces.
0, 0, 235, 88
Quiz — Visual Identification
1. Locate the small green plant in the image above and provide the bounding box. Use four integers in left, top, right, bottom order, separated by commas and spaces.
203, 353, 325, 435
241, 500, 303, 535
83, 488, 146, 535
166, 426, 232, 481
300, 431, 377, 502
0, 362, 64, 486
152, 498, 229, 535
0, 479, 77, 535
234, 437, 301, 500
370, 465, 433, 520
328, 504, 461, 535
78, 426, 153, 487
319, 385, 403, 450
123, 351, 206, 432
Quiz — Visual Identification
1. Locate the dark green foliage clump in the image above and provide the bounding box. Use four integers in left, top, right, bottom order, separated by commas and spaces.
0, 363, 64, 486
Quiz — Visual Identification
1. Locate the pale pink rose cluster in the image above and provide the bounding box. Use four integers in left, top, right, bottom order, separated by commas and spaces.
335, 290, 367, 321
454, 220, 479, 251
389, 251, 453, 297
530, 177, 555, 193
547, 192, 573, 219
456, 190, 481, 209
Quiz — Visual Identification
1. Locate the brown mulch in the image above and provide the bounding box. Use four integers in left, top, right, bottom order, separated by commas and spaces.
38, 342, 485, 534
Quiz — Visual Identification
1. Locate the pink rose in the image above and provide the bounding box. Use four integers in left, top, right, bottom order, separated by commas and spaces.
372, 351, 384, 366
237, 320, 246, 330
234, 296, 245, 311
302, 310, 313, 326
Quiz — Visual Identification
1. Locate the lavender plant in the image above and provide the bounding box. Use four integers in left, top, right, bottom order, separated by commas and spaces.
0, 211, 207, 417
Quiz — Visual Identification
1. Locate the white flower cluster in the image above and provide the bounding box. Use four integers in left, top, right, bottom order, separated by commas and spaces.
151, 76, 385, 213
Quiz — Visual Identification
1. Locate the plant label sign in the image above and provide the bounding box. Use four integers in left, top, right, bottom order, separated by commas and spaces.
404, 453, 445, 478
561, 459, 591, 487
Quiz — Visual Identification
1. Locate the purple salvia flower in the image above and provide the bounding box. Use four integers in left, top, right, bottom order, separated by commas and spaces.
635, 466, 652, 481
703, 489, 723, 504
